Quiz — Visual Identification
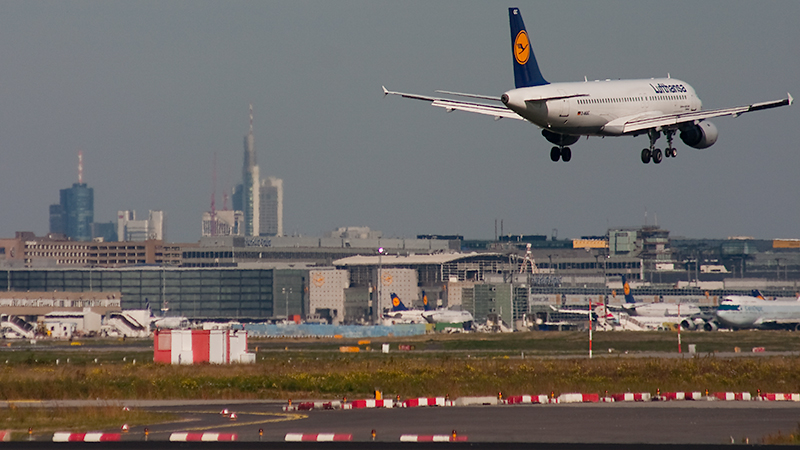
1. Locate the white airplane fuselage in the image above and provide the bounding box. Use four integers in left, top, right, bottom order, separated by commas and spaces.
502, 78, 701, 136
715, 296, 800, 329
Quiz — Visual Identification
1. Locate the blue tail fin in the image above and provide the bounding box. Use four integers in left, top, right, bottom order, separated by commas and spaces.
751, 290, 765, 300
391, 293, 408, 311
422, 291, 434, 311
621, 275, 636, 303
509, 8, 548, 88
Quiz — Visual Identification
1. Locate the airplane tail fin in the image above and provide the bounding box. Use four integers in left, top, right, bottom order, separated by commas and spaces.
621, 275, 636, 303
422, 291, 434, 311
391, 293, 408, 311
751, 290, 765, 300
509, 8, 548, 88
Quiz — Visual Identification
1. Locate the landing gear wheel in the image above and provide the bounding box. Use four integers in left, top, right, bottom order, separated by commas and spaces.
664, 147, 671, 158
652, 148, 663, 164
550, 146, 560, 162
670, 148, 677, 158
641, 148, 651, 164
561, 147, 572, 162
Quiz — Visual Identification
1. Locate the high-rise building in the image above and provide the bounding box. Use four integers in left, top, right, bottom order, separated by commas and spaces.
49, 151, 94, 241
117, 210, 165, 242
49, 183, 94, 241
259, 177, 283, 236
242, 104, 259, 236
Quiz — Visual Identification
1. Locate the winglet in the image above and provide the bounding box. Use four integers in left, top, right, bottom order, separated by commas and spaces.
789, 92, 794, 106
382, 86, 389, 97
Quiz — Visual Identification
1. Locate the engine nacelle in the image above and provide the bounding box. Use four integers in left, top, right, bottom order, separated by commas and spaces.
680, 121, 718, 149
680, 318, 696, 331
542, 129, 580, 146
702, 320, 719, 332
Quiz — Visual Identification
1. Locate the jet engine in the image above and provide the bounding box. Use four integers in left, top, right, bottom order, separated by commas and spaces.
680, 318, 696, 331
542, 129, 580, 146
702, 320, 719, 332
680, 121, 718, 149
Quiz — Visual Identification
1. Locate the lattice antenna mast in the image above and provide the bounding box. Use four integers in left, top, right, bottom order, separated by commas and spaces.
78, 150, 83, 184
210, 153, 217, 236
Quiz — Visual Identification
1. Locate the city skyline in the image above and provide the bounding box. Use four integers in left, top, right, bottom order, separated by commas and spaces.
0, 1, 797, 243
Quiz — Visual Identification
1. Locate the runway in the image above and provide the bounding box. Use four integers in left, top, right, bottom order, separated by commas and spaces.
124, 400, 800, 444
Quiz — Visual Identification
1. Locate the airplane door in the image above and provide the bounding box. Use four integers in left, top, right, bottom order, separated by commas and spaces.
557, 90, 570, 118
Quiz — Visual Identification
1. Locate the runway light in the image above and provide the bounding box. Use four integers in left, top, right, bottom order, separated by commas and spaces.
121, 424, 129, 432
371, 429, 376, 441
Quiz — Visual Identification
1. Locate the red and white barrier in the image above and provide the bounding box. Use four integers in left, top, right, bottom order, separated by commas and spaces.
0, 431, 10, 442
344, 399, 394, 409
558, 393, 599, 403
761, 393, 800, 401
53, 432, 121, 442
284, 433, 352, 442
400, 435, 468, 442
283, 401, 341, 411
403, 397, 453, 407
169, 432, 238, 441
661, 391, 703, 401
713, 392, 751, 401
503, 395, 550, 405
611, 392, 651, 402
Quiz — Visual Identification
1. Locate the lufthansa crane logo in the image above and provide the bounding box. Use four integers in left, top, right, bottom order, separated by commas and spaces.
623, 282, 630, 296
392, 296, 400, 307
514, 30, 530, 65
312, 275, 325, 287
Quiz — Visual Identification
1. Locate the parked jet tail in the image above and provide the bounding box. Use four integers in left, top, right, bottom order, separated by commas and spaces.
390, 293, 409, 311
509, 7, 548, 88
751, 290, 765, 300
422, 291, 434, 311
621, 275, 636, 304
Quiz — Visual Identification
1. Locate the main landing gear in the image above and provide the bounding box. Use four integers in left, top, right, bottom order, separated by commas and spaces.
550, 146, 572, 162
641, 129, 677, 164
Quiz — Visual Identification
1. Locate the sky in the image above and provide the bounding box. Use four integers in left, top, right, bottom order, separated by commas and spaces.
0, 1, 797, 243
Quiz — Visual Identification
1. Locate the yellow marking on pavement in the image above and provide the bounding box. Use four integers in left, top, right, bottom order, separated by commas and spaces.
150, 411, 306, 433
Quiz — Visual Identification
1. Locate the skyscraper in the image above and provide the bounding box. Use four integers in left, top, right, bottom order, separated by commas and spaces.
49, 152, 93, 241
259, 176, 283, 236
242, 104, 260, 236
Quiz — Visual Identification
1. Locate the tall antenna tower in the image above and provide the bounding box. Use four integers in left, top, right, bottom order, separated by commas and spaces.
78, 150, 84, 184
210, 153, 217, 236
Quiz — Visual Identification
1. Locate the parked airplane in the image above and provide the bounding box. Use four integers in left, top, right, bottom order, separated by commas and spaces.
715, 291, 800, 331
383, 292, 474, 325
383, 293, 427, 324
383, 8, 792, 164
618, 275, 703, 317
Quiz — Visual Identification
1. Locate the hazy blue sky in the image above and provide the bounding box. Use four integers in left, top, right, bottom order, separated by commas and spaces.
0, 1, 797, 243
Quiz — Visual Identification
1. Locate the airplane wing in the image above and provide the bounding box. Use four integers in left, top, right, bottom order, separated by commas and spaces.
615, 94, 793, 134
382, 86, 525, 121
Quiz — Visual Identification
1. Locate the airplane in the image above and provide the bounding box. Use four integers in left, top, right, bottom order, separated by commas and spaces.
714, 290, 800, 331
383, 7, 792, 164
419, 290, 475, 325
383, 293, 428, 324
618, 275, 703, 318
383, 292, 474, 325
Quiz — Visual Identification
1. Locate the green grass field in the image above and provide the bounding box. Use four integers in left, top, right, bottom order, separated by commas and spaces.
0, 330, 798, 400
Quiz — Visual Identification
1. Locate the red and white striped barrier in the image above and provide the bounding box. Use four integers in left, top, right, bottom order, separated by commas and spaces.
344, 399, 394, 409
400, 435, 468, 442
403, 397, 453, 407
611, 392, 651, 402
169, 433, 237, 441
557, 393, 599, 403
503, 395, 550, 405
283, 401, 341, 411
285, 433, 352, 442
761, 393, 800, 401
713, 392, 752, 401
0, 431, 10, 442
53, 432, 121, 442
661, 391, 703, 401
